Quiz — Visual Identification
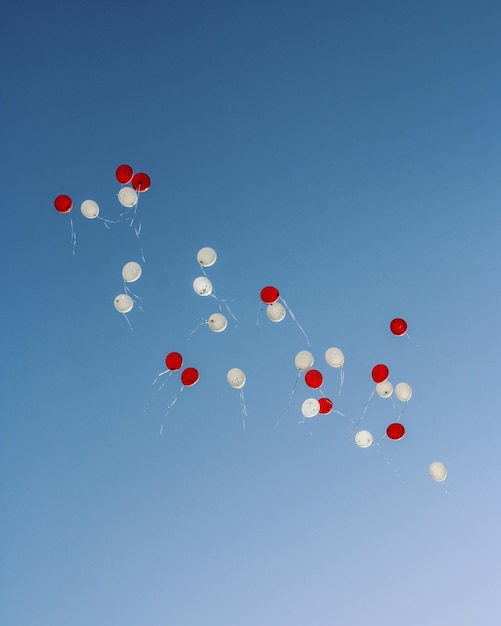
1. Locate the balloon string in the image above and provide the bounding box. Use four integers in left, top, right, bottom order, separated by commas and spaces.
338, 366, 345, 396
124, 283, 143, 311
280, 297, 311, 348
333, 409, 344, 416
188, 319, 207, 339
373, 436, 405, 483
350, 388, 375, 433
123, 313, 133, 331
152, 369, 172, 390
160, 386, 184, 435
239, 389, 247, 430
210, 290, 238, 323
69, 216, 77, 255
275, 371, 301, 428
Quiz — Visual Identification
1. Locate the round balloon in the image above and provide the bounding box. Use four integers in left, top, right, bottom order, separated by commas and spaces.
193, 276, 213, 296
197, 247, 217, 267
355, 430, 373, 448
165, 352, 183, 371
131, 172, 151, 192
116, 164, 133, 184
266, 302, 286, 322
302, 398, 320, 418
181, 367, 199, 386
54, 194, 73, 213
372, 363, 389, 383
260, 286, 279, 304
114, 294, 133, 313
376, 380, 393, 398
304, 369, 323, 389
118, 186, 138, 208
227, 367, 246, 389
325, 347, 344, 368
395, 382, 412, 402
429, 461, 447, 482
390, 318, 408, 336
318, 397, 333, 414
80, 199, 99, 219
208, 313, 227, 332
294, 350, 314, 371
386, 423, 405, 440
122, 261, 142, 283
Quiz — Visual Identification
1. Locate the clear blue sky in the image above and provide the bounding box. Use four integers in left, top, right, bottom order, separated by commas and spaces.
2, 1, 501, 624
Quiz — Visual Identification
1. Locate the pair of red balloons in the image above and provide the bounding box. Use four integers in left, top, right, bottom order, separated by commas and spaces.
116, 163, 151, 192
165, 351, 199, 386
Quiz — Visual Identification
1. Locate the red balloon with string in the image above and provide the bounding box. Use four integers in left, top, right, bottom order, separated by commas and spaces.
305, 369, 323, 389
116, 164, 134, 184
318, 397, 333, 414
181, 367, 199, 387
390, 318, 408, 336
260, 286, 280, 304
54, 194, 73, 213
386, 423, 405, 440
372, 363, 389, 383
165, 352, 183, 371
131, 172, 151, 192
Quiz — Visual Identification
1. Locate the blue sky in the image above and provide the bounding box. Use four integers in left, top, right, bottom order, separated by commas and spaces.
2, 1, 501, 624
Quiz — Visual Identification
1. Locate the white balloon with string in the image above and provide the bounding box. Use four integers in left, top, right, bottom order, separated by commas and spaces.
121, 261, 143, 310
80, 199, 99, 219
376, 380, 393, 398
197, 247, 217, 267
118, 186, 138, 208
395, 382, 412, 402
266, 302, 286, 322
193, 276, 213, 296
208, 313, 227, 332
325, 346, 345, 395
355, 430, 373, 448
227, 368, 247, 429
429, 461, 447, 482
275, 351, 314, 429
301, 398, 320, 419
114, 294, 134, 330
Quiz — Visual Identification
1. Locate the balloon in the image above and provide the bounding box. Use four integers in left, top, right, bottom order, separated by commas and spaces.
118, 186, 138, 207
260, 286, 279, 304
376, 380, 393, 398
390, 318, 408, 336
302, 398, 320, 418
131, 172, 151, 192
355, 430, 373, 448
395, 382, 412, 402
372, 363, 389, 383
294, 350, 314, 371
266, 302, 286, 322
193, 276, 213, 296
54, 194, 73, 213
115, 164, 133, 184
197, 247, 217, 267
208, 313, 227, 332
114, 294, 133, 313
429, 461, 447, 482
165, 352, 183, 371
325, 347, 344, 367
181, 367, 199, 386
318, 397, 333, 414
304, 369, 323, 388
227, 367, 246, 389
80, 199, 99, 219
386, 423, 405, 440
122, 261, 142, 283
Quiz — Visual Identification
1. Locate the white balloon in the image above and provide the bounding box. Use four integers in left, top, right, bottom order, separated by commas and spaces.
266, 302, 286, 322
376, 380, 393, 398
193, 276, 213, 296
197, 247, 217, 267
80, 199, 99, 219
122, 261, 142, 283
302, 398, 320, 418
429, 461, 447, 482
395, 382, 412, 402
325, 347, 345, 368
355, 430, 373, 448
118, 186, 138, 208
227, 367, 246, 389
114, 294, 133, 313
294, 350, 314, 371
208, 313, 227, 332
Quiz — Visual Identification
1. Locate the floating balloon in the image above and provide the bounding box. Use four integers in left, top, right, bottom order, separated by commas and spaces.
325, 347, 344, 368
395, 382, 412, 402
131, 172, 151, 192
181, 367, 199, 386
80, 199, 99, 219
260, 286, 280, 304
390, 318, 408, 336
302, 398, 320, 418
318, 397, 333, 414
429, 461, 447, 482
227, 368, 246, 389
304, 369, 323, 389
116, 164, 134, 184
122, 261, 142, 283
386, 423, 405, 440
193, 276, 213, 296
118, 187, 138, 208
295, 351, 314, 371
197, 247, 217, 267
114, 294, 133, 313
355, 430, 373, 448
372, 363, 389, 383
376, 380, 393, 398
266, 302, 286, 322
208, 313, 227, 332
54, 194, 73, 213
165, 352, 183, 371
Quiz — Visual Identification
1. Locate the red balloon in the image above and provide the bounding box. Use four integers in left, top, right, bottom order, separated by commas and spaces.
260, 286, 280, 304
181, 367, 199, 387
390, 318, 408, 336
305, 369, 323, 388
116, 164, 134, 184
318, 397, 333, 414
165, 352, 183, 371
131, 172, 151, 192
54, 194, 73, 213
371, 363, 389, 383
386, 422, 405, 440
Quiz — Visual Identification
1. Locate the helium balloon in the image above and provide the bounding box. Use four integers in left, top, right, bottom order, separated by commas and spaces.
260, 286, 279, 304
355, 430, 373, 448
376, 380, 393, 398
429, 461, 447, 482
131, 172, 151, 192
294, 350, 314, 371
197, 247, 217, 267
318, 397, 333, 414
165, 352, 183, 371
390, 318, 408, 336
304, 369, 323, 389
325, 347, 344, 368
115, 164, 133, 184
118, 186, 138, 208
227, 367, 246, 389
193, 276, 213, 296
114, 294, 133, 313
386, 423, 405, 440
122, 261, 142, 283
372, 363, 389, 383
302, 398, 320, 418
266, 302, 286, 322
208, 313, 227, 332
80, 199, 99, 219
54, 194, 73, 213
395, 382, 412, 402
181, 367, 199, 386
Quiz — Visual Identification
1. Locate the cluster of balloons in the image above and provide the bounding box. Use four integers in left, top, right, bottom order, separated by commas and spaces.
116, 164, 151, 209
114, 261, 143, 316
294, 348, 344, 418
